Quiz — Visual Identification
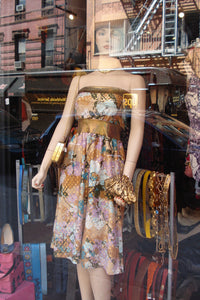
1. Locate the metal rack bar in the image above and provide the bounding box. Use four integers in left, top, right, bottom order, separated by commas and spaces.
167, 171, 175, 300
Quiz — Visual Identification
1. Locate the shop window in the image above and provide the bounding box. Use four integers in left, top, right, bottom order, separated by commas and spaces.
15, 0, 26, 21
42, 0, 54, 16
41, 28, 54, 67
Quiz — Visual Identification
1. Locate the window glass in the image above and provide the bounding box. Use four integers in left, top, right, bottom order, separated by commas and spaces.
42, 0, 54, 8
15, 0, 26, 20
18, 38, 26, 61
19, 0, 26, 5
0, 1, 200, 300
45, 30, 54, 65
41, 28, 54, 67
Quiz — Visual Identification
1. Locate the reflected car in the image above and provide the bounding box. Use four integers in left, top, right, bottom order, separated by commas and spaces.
0, 108, 41, 172
139, 110, 189, 168
137, 110, 189, 210
35, 114, 62, 164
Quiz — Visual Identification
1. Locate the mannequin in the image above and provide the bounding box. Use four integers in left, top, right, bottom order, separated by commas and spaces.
32, 55, 146, 299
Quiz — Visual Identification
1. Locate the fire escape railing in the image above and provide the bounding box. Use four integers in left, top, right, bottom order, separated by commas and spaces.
125, 0, 162, 51
161, 0, 178, 56
117, 0, 163, 55
117, 0, 187, 58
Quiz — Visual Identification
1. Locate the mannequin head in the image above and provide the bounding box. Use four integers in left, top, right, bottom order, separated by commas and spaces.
95, 24, 123, 55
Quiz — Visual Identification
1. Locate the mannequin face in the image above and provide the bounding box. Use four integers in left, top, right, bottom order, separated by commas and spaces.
95, 27, 122, 54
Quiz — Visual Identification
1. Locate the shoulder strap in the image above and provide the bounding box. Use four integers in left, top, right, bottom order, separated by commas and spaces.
0, 262, 15, 279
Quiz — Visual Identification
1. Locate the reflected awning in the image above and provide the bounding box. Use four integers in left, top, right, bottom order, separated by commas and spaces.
130, 67, 186, 86
0, 76, 17, 96
8, 76, 25, 97
25, 73, 72, 93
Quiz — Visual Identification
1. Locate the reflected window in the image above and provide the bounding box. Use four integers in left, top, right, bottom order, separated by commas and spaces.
41, 29, 54, 67
42, 0, 54, 6
14, 35, 26, 70
42, 0, 54, 16
15, 0, 26, 20
18, 38, 26, 61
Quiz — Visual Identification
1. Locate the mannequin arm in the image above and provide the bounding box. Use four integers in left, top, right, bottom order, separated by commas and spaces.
32, 75, 80, 188
123, 76, 146, 180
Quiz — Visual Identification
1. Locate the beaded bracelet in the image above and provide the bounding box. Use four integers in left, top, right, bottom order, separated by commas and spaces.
155, 172, 167, 255
148, 171, 157, 238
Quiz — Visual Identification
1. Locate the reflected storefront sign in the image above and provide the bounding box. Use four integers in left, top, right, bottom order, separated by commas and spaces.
24, 72, 74, 130
26, 93, 67, 113
25, 72, 73, 113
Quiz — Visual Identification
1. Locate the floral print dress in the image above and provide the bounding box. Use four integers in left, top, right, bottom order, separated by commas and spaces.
185, 75, 200, 181
51, 87, 127, 275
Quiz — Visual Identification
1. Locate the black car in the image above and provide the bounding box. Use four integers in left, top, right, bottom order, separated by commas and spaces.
0, 108, 41, 172
139, 110, 189, 170
138, 110, 189, 210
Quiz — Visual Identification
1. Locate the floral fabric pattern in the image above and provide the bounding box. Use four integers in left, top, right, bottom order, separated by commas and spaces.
185, 75, 200, 181
51, 87, 126, 275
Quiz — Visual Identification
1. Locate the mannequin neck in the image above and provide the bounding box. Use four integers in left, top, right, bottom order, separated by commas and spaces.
185, 63, 200, 80
91, 56, 122, 71
185, 46, 200, 79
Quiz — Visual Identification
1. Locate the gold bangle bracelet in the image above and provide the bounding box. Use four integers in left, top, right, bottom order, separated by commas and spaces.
134, 169, 146, 237
142, 170, 152, 239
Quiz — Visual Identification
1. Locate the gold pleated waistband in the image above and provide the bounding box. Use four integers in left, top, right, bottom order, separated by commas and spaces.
77, 119, 121, 140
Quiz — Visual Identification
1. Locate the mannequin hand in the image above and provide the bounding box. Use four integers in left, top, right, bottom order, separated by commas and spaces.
32, 171, 46, 190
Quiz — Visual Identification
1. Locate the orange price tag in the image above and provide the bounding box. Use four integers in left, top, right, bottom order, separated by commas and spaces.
123, 93, 138, 109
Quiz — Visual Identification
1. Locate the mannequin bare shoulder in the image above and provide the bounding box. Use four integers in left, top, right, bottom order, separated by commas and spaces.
62, 75, 81, 117
79, 70, 146, 94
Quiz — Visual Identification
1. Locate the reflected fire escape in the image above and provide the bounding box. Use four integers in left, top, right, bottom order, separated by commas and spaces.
117, 0, 190, 66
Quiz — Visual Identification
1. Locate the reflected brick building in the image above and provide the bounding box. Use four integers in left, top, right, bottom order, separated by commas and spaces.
0, 0, 86, 71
